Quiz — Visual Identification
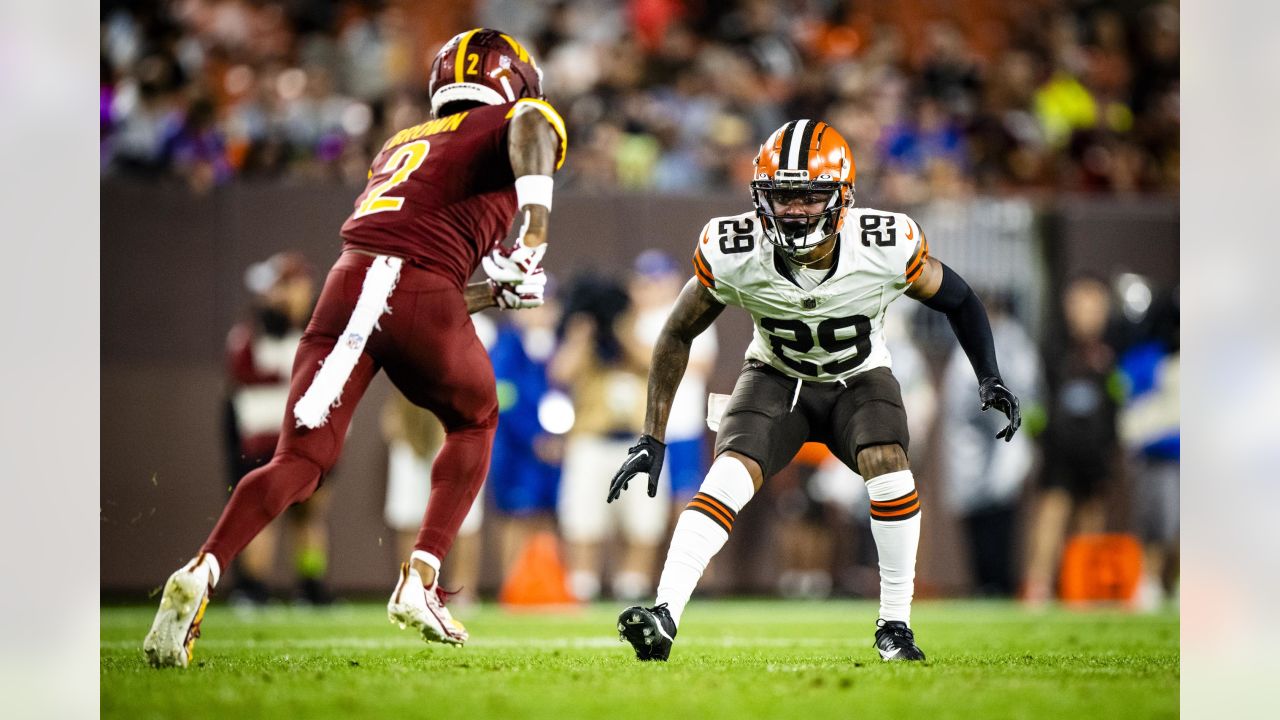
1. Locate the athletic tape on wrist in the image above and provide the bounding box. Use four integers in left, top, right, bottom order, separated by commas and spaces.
515, 174, 554, 211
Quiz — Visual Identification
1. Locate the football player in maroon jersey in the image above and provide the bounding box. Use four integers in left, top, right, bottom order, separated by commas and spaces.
145, 29, 568, 667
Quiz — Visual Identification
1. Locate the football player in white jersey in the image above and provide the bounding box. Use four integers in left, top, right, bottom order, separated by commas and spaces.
608, 119, 1021, 662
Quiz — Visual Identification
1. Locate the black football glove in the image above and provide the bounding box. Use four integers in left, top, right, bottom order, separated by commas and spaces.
607, 434, 666, 503
979, 377, 1021, 442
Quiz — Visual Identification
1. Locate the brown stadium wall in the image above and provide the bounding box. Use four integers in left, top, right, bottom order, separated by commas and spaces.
100, 181, 1177, 597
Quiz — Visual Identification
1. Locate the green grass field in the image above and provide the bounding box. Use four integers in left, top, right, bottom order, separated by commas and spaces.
102, 599, 1178, 719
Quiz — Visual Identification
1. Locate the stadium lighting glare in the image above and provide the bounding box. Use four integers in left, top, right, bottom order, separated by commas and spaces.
538, 391, 575, 435
1118, 273, 1153, 322
342, 103, 373, 137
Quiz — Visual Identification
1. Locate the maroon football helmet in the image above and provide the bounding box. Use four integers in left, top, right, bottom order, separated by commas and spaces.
428, 29, 544, 117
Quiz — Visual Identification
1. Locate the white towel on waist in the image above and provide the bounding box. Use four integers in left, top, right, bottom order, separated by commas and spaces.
293, 255, 402, 428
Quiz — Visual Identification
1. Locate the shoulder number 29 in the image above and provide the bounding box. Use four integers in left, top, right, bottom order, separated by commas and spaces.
718, 218, 755, 254
354, 140, 431, 219
860, 215, 897, 247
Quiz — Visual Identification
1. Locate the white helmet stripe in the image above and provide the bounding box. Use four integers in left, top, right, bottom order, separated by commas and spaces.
785, 119, 809, 171
777, 121, 797, 169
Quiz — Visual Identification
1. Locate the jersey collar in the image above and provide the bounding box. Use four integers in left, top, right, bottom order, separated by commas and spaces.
772, 237, 841, 288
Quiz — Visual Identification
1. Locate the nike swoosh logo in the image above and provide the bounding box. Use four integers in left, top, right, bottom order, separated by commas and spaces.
635, 449, 650, 461
879, 647, 901, 660
903, 219, 914, 240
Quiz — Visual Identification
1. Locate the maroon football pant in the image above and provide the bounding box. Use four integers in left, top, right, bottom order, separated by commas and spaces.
202, 252, 498, 574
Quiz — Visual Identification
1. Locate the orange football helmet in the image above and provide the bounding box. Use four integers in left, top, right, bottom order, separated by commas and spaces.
750, 120, 856, 255
428, 29, 544, 117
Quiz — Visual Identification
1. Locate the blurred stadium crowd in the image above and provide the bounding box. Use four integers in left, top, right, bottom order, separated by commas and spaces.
101, 0, 1179, 199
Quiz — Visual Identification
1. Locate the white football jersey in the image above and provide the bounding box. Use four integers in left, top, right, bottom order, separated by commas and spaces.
691, 207, 929, 383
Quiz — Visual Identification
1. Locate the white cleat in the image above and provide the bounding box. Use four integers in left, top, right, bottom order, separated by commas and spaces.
143, 553, 214, 668
387, 563, 468, 646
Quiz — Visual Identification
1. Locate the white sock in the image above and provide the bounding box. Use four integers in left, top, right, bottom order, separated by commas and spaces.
410, 550, 442, 586
187, 553, 220, 588
655, 456, 755, 626
865, 469, 921, 625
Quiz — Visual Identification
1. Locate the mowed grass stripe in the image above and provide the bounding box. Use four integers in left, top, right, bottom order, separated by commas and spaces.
101, 599, 1175, 628
103, 636, 873, 651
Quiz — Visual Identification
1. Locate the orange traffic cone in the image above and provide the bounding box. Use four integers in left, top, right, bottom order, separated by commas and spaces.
498, 531, 578, 608
1058, 533, 1144, 604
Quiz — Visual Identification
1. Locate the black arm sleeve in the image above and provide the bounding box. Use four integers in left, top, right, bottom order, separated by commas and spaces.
920, 262, 1001, 383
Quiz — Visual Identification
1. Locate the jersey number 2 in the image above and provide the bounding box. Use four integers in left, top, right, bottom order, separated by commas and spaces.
354, 140, 431, 219
760, 315, 873, 376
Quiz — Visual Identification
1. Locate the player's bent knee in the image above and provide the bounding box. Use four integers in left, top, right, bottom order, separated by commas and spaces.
446, 408, 499, 435
856, 443, 909, 479
443, 392, 500, 434
281, 440, 341, 476
241, 451, 326, 512
479, 401, 499, 429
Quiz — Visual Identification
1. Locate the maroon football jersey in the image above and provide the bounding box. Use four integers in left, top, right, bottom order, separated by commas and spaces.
341, 101, 534, 288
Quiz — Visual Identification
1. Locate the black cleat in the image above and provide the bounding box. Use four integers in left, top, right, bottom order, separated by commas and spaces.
227, 576, 271, 608
874, 619, 926, 661
617, 603, 677, 661
295, 578, 336, 606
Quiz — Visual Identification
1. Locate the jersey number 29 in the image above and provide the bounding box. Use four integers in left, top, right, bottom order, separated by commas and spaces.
760, 315, 872, 376
718, 218, 755, 254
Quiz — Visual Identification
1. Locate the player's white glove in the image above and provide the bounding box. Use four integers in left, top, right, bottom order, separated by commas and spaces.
482, 239, 546, 284
489, 269, 547, 310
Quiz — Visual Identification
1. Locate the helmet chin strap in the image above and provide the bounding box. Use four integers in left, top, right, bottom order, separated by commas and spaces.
784, 230, 839, 267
